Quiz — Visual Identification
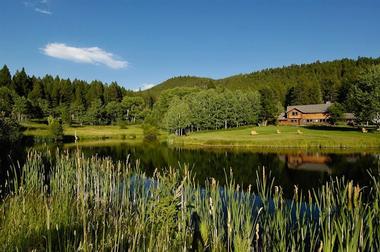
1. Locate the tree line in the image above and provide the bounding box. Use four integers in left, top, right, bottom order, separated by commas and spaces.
0, 66, 147, 125
0, 56, 379, 136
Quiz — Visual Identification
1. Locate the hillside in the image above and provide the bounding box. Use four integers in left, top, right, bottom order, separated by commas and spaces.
143, 76, 214, 94
142, 57, 380, 104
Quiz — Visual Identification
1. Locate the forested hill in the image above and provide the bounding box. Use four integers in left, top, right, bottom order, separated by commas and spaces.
145, 76, 215, 94
144, 57, 380, 104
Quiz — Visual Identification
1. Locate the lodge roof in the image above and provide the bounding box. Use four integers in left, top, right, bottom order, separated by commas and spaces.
286, 103, 332, 114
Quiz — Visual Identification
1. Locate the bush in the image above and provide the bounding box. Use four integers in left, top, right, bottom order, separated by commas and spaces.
48, 116, 64, 142
143, 124, 159, 142
0, 116, 21, 144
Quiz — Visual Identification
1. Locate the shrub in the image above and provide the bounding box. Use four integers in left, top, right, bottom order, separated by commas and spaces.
48, 116, 64, 142
143, 124, 159, 142
0, 116, 21, 144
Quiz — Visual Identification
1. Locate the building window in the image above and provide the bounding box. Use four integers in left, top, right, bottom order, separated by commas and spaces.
292, 111, 298, 116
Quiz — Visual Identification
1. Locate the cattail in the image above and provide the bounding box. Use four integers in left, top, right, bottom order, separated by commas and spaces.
318, 240, 323, 252
308, 190, 312, 205
354, 184, 361, 208
211, 177, 217, 190
348, 181, 353, 210
294, 185, 299, 201
227, 209, 232, 234
255, 223, 260, 241
209, 197, 214, 215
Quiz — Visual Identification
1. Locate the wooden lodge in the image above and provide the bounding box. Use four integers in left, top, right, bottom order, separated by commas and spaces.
278, 102, 332, 126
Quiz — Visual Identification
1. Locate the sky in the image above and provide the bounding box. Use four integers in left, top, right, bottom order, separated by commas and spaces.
0, 0, 379, 90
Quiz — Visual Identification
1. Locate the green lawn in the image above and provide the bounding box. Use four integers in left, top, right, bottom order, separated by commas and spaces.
170, 125, 380, 149
22, 122, 380, 149
22, 121, 146, 140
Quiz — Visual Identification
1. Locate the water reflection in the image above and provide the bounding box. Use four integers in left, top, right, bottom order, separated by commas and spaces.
60, 142, 380, 197
281, 154, 333, 173
1, 139, 379, 198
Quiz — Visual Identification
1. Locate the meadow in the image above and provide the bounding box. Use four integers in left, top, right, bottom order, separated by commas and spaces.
22, 122, 380, 149
171, 125, 380, 149
22, 121, 146, 140
0, 151, 379, 251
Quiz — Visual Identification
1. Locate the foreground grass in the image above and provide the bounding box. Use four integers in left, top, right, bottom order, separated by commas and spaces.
171, 125, 380, 149
1, 151, 380, 251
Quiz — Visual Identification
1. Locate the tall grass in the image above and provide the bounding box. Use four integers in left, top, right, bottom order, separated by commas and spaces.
0, 151, 379, 251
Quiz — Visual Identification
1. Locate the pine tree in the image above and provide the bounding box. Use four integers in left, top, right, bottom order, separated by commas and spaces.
0, 65, 12, 87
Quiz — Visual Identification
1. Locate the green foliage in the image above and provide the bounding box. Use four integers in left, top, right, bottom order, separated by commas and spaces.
0, 65, 12, 87
121, 96, 145, 123
146, 76, 213, 96
11, 68, 32, 96
164, 97, 192, 135
48, 116, 64, 141
259, 88, 282, 125
348, 66, 380, 126
150, 88, 261, 132
12, 96, 32, 122
288, 81, 323, 105
2, 57, 380, 128
0, 87, 15, 116
0, 116, 22, 144
1, 152, 380, 251
105, 101, 124, 123
148, 87, 199, 126
327, 102, 345, 124
104, 82, 123, 103
144, 58, 380, 105
143, 124, 159, 141
84, 99, 105, 125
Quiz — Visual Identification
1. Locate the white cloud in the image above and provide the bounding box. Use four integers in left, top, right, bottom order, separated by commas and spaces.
35, 8, 52, 15
42, 43, 128, 69
134, 83, 156, 91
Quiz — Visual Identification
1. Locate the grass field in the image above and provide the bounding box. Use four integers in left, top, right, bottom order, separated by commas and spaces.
22, 121, 146, 140
170, 125, 380, 149
22, 122, 380, 149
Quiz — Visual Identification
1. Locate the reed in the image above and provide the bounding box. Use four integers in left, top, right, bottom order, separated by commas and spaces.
0, 151, 379, 251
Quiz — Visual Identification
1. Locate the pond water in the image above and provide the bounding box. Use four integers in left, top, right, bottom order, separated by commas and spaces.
1, 139, 379, 197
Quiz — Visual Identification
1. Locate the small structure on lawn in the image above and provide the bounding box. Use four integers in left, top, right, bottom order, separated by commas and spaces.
250, 130, 258, 135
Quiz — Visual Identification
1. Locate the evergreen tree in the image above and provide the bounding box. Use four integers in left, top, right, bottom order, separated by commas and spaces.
0, 65, 12, 87
259, 88, 281, 125
12, 68, 32, 96
28, 78, 45, 102
0, 87, 15, 116
85, 99, 104, 125
104, 82, 123, 103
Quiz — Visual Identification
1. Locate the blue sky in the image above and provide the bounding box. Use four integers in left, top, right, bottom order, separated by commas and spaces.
0, 0, 379, 90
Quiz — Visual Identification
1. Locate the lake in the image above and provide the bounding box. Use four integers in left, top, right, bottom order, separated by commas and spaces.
1, 138, 379, 197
